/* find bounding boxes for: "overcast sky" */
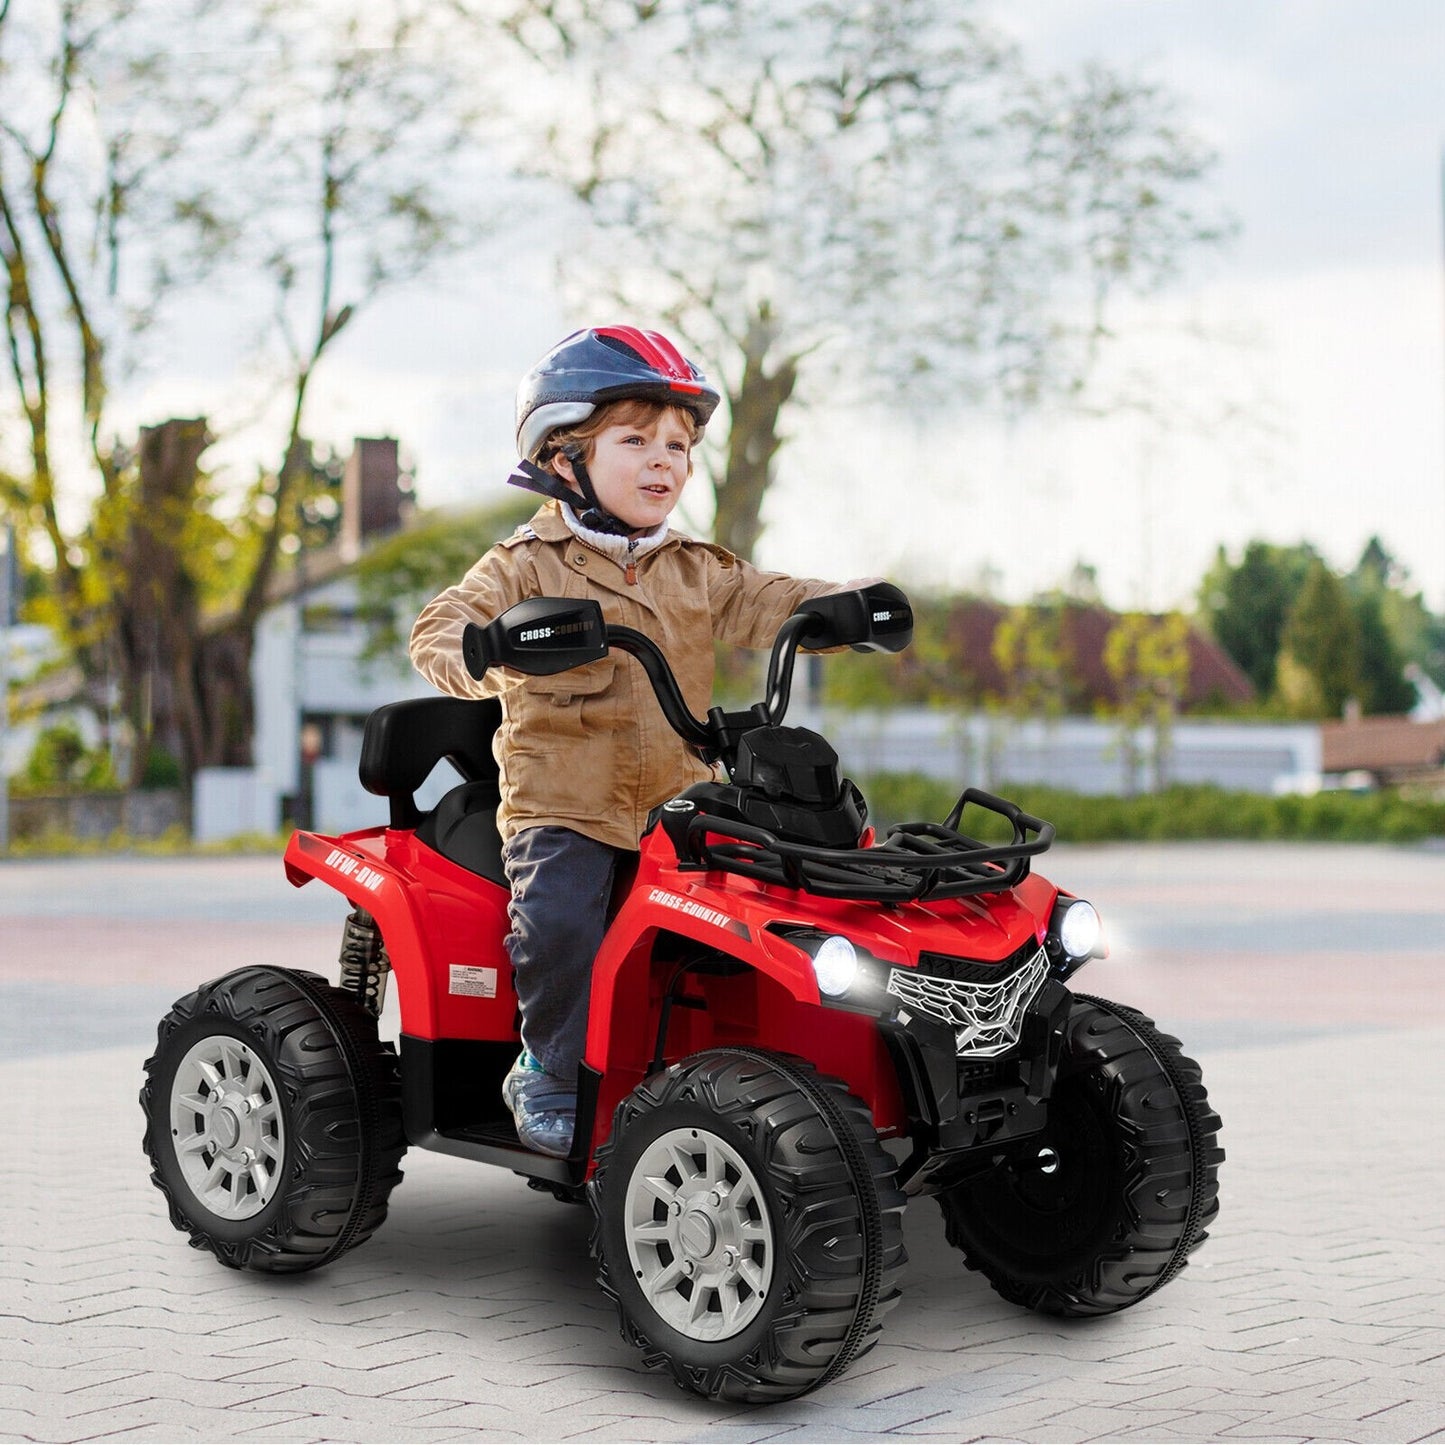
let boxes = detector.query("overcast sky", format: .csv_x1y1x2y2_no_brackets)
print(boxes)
982,0,1445,610
129,1,1445,613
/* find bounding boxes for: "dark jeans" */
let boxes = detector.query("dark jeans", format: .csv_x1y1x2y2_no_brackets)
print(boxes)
501,825,633,1083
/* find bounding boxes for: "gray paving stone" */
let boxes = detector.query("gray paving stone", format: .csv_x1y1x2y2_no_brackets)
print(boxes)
6,847,1445,1440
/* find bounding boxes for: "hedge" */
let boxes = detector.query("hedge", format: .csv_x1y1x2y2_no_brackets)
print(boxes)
858,774,1445,844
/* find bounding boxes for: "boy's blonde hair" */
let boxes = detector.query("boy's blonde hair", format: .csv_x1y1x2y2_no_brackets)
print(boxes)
538,398,703,477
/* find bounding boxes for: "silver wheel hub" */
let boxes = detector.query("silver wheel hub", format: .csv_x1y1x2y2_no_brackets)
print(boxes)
169,1035,286,1220
623,1127,775,1341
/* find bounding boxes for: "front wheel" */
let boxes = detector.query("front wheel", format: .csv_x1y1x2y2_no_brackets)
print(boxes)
591,1048,906,1403
938,994,1223,1316
140,966,406,1273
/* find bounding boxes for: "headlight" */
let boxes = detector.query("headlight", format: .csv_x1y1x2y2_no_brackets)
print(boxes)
811,934,859,998
1055,898,1102,961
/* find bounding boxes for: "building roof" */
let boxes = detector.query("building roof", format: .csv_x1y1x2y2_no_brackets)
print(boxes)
938,600,1255,711
1320,716,1445,775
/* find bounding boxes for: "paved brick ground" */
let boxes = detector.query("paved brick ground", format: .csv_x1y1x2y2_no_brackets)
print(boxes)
3,845,1444,1442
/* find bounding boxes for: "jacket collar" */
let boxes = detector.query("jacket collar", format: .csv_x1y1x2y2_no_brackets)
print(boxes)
529,501,687,551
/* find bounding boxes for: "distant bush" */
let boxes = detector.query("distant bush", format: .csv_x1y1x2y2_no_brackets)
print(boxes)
13,724,117,794
2,826,290,858
138,747,182,790
859,774,1445,844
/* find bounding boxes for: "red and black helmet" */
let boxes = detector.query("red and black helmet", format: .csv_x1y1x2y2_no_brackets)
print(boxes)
515,325,721,461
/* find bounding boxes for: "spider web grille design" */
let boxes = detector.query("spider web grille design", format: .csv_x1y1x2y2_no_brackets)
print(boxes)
887,946,1049,1058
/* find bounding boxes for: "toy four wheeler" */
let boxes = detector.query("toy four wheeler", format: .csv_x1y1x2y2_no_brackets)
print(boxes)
141,583,1223,1403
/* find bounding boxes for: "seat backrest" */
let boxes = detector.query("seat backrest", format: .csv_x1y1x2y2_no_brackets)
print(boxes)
358,696,503,829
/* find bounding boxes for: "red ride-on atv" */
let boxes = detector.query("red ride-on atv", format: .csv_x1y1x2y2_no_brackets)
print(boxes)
141,583,1223,1403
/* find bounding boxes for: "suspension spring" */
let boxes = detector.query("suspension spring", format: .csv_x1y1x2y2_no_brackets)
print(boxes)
338,907,390,1017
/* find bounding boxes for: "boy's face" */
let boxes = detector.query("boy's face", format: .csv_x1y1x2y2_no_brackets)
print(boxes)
555,408,692,533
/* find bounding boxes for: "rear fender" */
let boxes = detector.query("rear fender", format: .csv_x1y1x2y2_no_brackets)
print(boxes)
286,828,516,1042
284,829,440,1036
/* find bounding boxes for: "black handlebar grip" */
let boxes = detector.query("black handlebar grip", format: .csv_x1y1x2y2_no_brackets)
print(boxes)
462,622,489,680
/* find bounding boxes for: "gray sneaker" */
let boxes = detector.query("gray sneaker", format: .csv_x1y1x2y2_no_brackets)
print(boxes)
502,1053,577,1157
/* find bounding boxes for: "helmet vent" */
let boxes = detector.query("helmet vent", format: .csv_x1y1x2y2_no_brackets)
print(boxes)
596,332,641,359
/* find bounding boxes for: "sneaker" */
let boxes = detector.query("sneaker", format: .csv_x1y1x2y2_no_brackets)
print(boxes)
502,1052,577,1158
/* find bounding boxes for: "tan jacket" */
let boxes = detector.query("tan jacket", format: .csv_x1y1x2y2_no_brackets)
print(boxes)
408,503,837,850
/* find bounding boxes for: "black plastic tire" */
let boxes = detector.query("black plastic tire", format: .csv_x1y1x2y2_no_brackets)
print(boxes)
140,966,406,1273
937,993,1223,1316
591,1047,907,1403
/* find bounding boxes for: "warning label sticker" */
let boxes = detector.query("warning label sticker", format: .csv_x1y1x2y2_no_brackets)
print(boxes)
448,965,498,998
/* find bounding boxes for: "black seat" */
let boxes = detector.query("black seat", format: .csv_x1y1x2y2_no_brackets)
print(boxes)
415,778,505,884
359,697,507,884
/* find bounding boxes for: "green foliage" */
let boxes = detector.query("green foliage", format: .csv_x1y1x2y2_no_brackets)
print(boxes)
1278,561,1360,716
820,595,962,708
1202,535,1440,717
1351,589,1414,714
859,773,1445,843
1,825,295,858
1198,540,1318,695
991,601,1079,718
1346,537,1424,713
138,747,182,791
1102,610,1192,793
354,498,537,661
14,725,118,794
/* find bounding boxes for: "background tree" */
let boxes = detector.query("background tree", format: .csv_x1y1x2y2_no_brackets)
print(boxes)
1102,609,1191,792
1276,561,1361,718
181,2,485,798
502,0,1229,559
354,496,536,665
1,0,492,795
1346,536,1426,713
990,601,1078,720
0,0,233,739
1202,534,1439,716
1197,539,1318,697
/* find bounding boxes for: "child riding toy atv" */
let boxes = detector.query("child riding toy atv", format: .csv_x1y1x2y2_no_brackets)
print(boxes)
140,582,1223,1403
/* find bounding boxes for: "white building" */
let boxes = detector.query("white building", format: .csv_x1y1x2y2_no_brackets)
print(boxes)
195,438,442,842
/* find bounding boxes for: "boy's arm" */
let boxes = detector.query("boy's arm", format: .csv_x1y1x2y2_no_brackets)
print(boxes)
409,548,528,698
705,547,845,650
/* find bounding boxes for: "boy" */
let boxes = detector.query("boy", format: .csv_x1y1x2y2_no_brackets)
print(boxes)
409,326,847,1155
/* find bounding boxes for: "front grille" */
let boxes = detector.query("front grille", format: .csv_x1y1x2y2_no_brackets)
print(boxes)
887,946,1048,1058
917,938,1041,984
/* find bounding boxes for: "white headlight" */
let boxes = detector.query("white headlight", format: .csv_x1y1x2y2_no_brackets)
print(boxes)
1058,900,1101,960
812,935,858,998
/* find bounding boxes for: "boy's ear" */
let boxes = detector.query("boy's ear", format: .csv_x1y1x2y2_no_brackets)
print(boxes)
552,443,583,484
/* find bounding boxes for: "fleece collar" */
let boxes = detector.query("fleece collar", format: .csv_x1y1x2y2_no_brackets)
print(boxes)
559,503,670,565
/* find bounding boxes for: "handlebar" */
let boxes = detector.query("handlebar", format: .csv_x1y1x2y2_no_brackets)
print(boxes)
463,581,913,775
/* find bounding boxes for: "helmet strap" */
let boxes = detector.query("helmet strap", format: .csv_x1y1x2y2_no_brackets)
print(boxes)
504,453,634,536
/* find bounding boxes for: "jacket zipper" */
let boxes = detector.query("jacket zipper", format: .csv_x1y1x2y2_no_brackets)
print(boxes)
574,532,644,585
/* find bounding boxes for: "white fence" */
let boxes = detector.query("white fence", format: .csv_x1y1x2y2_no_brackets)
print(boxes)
790,709,1321,797
194,712,1323,843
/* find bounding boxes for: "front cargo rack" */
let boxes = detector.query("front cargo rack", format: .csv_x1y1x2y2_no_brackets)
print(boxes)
671,788,1055,902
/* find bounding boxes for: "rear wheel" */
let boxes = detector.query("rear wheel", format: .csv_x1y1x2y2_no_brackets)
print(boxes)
141,966,406,1273
591,1047,906,1402
938,994,1222,1315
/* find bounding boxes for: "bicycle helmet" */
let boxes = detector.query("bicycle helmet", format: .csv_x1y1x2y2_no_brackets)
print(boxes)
515,325,721,463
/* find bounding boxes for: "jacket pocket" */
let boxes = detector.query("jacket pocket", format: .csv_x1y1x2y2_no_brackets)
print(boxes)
519,657,617,740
